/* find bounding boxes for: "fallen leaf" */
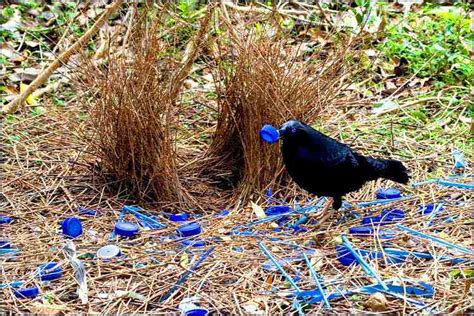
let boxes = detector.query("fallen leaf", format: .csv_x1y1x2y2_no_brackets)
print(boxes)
180,252,189,268
20,82,37,105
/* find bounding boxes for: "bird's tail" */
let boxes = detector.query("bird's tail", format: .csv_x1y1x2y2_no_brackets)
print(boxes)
366,157,410,184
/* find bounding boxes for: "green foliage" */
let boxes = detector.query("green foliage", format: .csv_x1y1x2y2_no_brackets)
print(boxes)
379,5,473,86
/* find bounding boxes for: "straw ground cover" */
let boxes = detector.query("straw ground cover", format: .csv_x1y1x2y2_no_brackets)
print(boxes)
1,1,473,314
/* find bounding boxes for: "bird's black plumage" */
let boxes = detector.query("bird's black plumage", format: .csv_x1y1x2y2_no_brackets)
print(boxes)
279,120,409,209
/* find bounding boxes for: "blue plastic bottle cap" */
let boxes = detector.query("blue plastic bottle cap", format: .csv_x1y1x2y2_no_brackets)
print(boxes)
185,308,209,316
114,221,139,237
265,205,291,216
0,216,13,224
14,287,39,299
38,262,62,281
77,206,98,216
181,239,206,247
169,213,190,222
336,245,356,266
97,244,122,259
177,222,202,237
260,124,280,144
61,217,83,238
376,188,401,199
0,240,11,249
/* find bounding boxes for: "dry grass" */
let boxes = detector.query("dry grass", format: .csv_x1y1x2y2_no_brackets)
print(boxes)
202,27,356,200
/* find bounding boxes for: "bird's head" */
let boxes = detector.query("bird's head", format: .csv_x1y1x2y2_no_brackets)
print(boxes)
279,120,305,139
260,119,306,144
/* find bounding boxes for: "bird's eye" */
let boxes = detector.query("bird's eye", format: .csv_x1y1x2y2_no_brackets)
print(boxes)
291,127,297,134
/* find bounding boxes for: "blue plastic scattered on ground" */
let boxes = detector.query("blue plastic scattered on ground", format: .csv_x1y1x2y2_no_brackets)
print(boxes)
356,196,412,208
396,224,474,256
341,235,388,290
376,187,402,199
0,240,11,249
419,203,444,215
0,215,13,224
114,221,139,237
185,308,209,316
215,209,230,217
177,222,202,237
302,252,331,309
261,249,316,272
349,226,396,239
181,239,206,248
0,280,25,289
38,262,62,281
452,149,465,169
260,124,280,144
160,247,215,303
77,206,98,216
14,287,39,299
123,206,166,229
361,209,405,225
61,217,83,238
169,213,190,222
0,248,20,256
97,245,122,259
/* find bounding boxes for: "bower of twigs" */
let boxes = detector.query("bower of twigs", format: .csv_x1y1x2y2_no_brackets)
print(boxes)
202,23,357,201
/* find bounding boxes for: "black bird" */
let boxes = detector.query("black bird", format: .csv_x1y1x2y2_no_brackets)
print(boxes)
262,120,409,210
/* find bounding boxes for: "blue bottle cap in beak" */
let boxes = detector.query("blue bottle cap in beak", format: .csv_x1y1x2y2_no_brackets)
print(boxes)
260,124,280,144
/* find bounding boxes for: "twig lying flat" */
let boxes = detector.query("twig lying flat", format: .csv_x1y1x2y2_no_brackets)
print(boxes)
0,0,123,116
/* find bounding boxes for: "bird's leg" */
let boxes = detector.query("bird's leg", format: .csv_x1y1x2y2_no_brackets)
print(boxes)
315,198,334,225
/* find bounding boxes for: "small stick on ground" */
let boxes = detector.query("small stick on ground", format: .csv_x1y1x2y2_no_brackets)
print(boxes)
0,0,123,116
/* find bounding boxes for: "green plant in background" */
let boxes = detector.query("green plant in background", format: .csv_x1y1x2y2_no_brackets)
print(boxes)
379,4,473,86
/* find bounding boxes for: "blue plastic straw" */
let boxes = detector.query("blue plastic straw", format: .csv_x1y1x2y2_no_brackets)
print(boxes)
123,205,166,229
0,280,24,289
396,224,474,256
341,235,388,290
258,243,301,292
437,179,473,189
302,252,331,309
160,247,214,303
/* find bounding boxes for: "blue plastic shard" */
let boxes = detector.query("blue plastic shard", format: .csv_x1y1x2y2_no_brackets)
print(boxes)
123,205,166,229
341,235,388,290
452,149,465,169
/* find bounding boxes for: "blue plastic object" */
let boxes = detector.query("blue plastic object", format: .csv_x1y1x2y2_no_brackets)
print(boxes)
14,287,39,299
169,213,190,222
376,188,402,199
260,124,280,144
341,235,388,290
114,221,139,237
349,226,395,239
0,240,11,249
97,244,122,259
181,240,206,247
77,207,98,216
38,263,62,281
61,217,83,238
452,149,465,169
0,216,13,224
177,222,202,237
361,209,405,225
265,205,291,216
419,204,444,215
185,308,209,316
216,209,230,217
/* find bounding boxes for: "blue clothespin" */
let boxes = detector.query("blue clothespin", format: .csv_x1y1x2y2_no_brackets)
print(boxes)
396,224,474,256
341,235,388,290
